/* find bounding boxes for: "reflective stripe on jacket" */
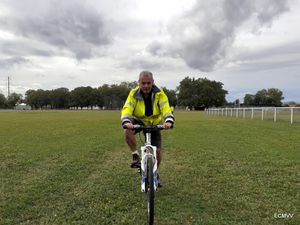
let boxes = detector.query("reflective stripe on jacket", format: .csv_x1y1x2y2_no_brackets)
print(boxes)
121,85,174,126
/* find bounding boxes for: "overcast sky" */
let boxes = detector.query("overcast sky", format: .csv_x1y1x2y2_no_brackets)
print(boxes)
0,0,299,102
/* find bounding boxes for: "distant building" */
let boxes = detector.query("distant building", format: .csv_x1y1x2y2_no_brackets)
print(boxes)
15,103,32,110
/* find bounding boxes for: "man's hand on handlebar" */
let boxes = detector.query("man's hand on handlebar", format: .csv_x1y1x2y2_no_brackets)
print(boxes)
163,122,173,129
123,122,134,129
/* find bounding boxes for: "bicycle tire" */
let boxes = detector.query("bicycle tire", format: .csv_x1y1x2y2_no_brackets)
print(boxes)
147,156,154,225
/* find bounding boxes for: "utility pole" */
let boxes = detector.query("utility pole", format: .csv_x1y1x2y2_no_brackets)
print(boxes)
8,76,10,97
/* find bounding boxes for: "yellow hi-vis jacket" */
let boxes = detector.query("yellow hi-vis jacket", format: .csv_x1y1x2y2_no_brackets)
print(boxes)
121,85,175,126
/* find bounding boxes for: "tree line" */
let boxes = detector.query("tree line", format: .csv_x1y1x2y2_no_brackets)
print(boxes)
0,77,286,110
243,88,284,107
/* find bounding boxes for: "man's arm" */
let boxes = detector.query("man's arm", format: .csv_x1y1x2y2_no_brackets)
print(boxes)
121,91,136,127
159,89,175,128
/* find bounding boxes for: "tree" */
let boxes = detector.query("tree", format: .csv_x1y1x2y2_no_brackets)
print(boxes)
98,83,131,109
43,90,52,109
25,89,50,109
94,88,104,108
120,81,138,90
177,77,228,109
50,88,70,109
177,77,194,107
70,86,96,109
0,93,6,107
198,78,228,108
162,87,177,107
110,84,129,109
254,88,284,107
243,94,255,106
25,90,36,108
267,88,284,106
35,89,50,109
6,92,23,107
254,89,268,106
25,89,38,109
98,84,111,109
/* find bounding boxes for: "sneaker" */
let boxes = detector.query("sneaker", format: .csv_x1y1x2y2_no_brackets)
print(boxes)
130,153,141,168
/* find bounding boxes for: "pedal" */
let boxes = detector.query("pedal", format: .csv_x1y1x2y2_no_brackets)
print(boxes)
130,162,141,169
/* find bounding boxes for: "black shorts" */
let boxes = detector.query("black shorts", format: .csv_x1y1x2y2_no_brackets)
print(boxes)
132,119,162,149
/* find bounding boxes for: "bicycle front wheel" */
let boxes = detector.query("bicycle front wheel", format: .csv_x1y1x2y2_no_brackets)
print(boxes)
147,156,154,225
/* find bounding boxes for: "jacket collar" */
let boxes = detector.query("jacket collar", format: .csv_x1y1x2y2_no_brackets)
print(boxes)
133,85,160,100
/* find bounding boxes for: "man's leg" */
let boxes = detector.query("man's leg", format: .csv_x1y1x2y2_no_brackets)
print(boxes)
124,129,136,152
156,148,163,187
151,130,162,168
151,131,163,187
124,129,140,168
156,148,162,168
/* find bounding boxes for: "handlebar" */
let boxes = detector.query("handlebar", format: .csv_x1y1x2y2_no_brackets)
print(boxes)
123,124,173,131
134,124,165,130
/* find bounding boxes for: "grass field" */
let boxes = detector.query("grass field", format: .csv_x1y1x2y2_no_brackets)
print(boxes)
0,110,299,225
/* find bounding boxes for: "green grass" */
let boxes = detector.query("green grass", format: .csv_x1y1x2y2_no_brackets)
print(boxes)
0,110,299,225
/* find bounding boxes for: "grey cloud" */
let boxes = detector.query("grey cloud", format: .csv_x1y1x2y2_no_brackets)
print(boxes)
1,0,111,60
256,0,289,24
32,49,54,57
147,41,166,57
232,56,300,73
0,57,30,69
0,40,55,57
122,56,165,71
148,0,290,72
229,40,300,72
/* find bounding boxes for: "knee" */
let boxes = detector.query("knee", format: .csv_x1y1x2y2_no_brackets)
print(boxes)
124,129,134,139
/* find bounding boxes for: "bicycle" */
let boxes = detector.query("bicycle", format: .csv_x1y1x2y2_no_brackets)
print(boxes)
127,124,168,225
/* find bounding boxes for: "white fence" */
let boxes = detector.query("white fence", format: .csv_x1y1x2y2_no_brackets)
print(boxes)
205,107,300,124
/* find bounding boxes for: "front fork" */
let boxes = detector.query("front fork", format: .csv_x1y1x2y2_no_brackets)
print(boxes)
141,145,158,192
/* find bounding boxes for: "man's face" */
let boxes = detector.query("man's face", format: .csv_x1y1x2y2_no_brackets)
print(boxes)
139,76,154,94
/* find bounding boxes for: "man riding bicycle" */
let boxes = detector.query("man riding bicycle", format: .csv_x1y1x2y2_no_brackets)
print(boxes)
121,71,175,186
